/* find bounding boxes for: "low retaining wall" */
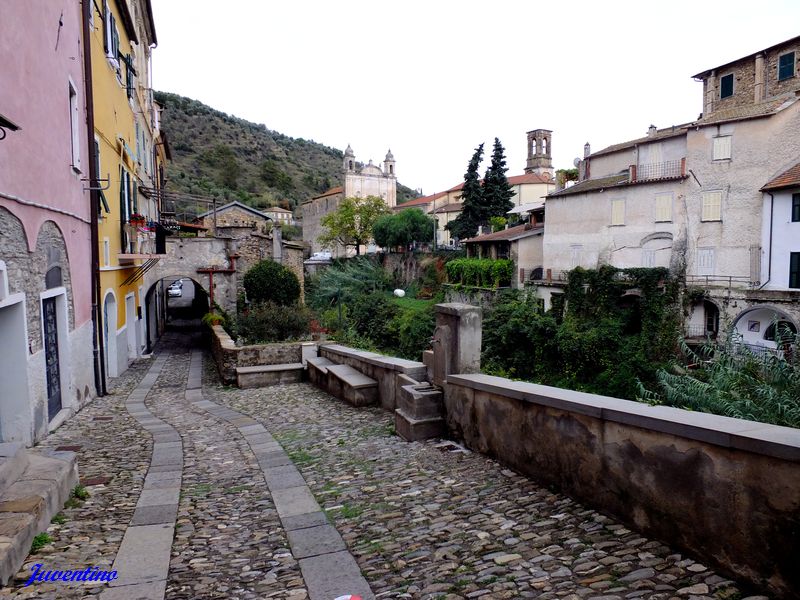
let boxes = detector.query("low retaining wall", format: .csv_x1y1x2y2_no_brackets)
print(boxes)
209,325,302,385
318,344,427,410
445,373,800,598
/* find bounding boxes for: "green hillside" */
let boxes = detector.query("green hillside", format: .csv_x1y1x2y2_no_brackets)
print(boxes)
154,92,417,216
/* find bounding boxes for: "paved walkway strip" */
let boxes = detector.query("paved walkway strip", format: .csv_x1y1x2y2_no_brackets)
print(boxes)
190,362,374,600
99,352,184,600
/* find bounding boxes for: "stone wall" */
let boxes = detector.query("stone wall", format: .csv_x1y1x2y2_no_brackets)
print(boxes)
209,325,302,385
318,344,427,410
443,373,800,598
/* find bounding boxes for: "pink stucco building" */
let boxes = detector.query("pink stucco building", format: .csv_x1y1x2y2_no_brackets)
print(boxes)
0,0,96,444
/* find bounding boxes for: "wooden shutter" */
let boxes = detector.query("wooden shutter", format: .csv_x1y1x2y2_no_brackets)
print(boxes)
702,191,722,221
111,14,119,59
655,194,672,222
712,136,731,160
611,199,625,225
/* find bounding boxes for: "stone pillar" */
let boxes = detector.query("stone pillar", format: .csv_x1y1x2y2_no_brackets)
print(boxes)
754,53,765,103
272,223,283,264
432,303,482,387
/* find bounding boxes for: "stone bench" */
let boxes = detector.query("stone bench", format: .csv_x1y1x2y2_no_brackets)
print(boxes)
236,363,304,389
306,356,334,390
326,364,378,407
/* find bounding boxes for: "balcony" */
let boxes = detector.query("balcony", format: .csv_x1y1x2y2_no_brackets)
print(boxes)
629,159,686,183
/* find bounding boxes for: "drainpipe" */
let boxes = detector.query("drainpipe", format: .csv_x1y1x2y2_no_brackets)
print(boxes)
758,192,774,289
82,0,107,396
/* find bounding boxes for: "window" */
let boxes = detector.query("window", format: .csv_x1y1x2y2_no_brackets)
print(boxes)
791,252,800,288
701,191,722,221
104,1,119,60
697,248,715,276
720,73,734,99
611,199,625,226
642,249,656,268
792,193,800,222
68,81,81,172
655,193,672,222
778,52,795,81
712,136,732,160
570,245,583,268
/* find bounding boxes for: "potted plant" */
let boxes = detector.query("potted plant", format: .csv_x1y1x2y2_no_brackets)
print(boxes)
129,213,145,227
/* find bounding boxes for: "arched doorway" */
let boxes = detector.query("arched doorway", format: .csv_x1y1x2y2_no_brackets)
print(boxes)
686,299,719,339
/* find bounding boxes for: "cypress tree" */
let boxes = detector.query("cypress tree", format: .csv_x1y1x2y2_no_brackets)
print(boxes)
483,138,514,220
446,143,485,240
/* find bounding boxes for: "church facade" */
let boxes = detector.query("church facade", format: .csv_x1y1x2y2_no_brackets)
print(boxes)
303,145,397,255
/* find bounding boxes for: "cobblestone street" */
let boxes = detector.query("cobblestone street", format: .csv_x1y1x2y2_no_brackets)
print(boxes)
0,332,763,600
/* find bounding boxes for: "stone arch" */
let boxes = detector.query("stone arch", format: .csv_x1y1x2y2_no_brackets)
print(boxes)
732,304,799,350
0,206,31,297
34,220,74,333
686,296,721,338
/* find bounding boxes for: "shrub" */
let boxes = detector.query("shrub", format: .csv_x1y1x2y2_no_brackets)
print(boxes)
390,303,435,360
237,302,310,343
307,257,391,311
243,260,300,306
445,258,513,288
349,292,398,342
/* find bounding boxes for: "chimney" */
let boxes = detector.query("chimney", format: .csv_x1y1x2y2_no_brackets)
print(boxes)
647,124,657,137
583,142,591,158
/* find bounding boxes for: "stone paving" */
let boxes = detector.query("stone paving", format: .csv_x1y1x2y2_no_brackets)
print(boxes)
0,330,769,600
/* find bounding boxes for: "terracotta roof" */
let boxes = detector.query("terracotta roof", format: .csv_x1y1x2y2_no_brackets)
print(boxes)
433,202,463,214
196,200,270,220
395,191,447,209
761,161,800,191
446,172,554,192
548,174,630,198
264,206,292,214
697,97,796,126
462,224,544,243
305,186,343,203
589,126,689,158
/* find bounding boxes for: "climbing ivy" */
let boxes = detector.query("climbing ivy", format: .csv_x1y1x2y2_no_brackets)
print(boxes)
482,266,683,400
445,258,514,288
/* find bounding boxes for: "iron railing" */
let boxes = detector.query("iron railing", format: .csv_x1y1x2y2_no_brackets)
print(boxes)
630,159,685,182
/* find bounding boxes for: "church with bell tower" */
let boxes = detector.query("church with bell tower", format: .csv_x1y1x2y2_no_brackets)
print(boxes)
342,144,397,208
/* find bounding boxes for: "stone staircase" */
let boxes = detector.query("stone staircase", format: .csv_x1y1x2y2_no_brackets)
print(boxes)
0,442,78,585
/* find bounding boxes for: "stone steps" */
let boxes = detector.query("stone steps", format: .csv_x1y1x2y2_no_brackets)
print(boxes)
306,356,333,390
236,363,305,388
0,446,78,585
325,364,378,407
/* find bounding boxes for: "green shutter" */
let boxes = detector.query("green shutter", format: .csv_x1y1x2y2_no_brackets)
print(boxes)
111,14,119,59
790,253,800,289
102,1,109,54
779,52,795,81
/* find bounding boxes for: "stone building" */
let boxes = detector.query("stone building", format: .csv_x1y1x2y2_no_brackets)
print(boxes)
302,145,397,255
539,35,800,353
197,201,305,300
0,0,95,444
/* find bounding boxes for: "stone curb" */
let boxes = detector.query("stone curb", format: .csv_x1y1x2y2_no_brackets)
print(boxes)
99,351,191,600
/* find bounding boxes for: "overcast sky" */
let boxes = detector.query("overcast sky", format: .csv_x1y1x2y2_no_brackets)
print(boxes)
151,1,800,196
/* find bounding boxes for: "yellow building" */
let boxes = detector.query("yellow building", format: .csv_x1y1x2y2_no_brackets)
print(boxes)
89,0,162,378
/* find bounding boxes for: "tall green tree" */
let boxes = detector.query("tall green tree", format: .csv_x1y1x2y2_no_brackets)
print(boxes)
319,195,389,255
446,143,485,241
373,209,434,251
483,138,514,219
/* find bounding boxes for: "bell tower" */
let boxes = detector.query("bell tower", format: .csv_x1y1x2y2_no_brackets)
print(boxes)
343,144,355,173
524,129,553,178
383,149,396,177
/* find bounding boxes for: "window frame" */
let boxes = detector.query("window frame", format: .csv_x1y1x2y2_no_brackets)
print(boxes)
701,191,723,222
720,73,734,99
68,80,81,173
790,252,800,289
712,135,732,161
610,198,625,226
697,247,715,276
791,193,800,222
654,192,673,223
778,51,795,81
